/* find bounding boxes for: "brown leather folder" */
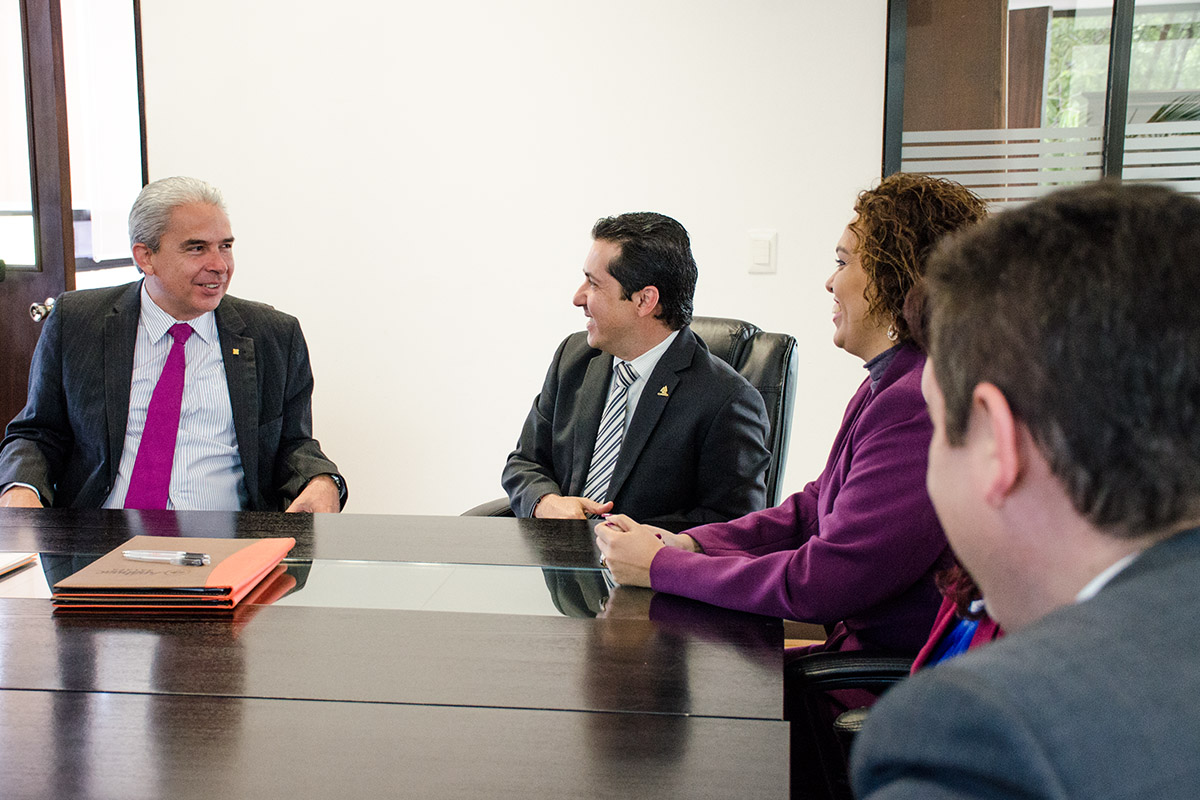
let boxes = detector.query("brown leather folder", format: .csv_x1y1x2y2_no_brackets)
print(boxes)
52,535,295,612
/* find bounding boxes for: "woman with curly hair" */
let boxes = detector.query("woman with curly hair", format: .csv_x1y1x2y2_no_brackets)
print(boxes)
596,173,987,656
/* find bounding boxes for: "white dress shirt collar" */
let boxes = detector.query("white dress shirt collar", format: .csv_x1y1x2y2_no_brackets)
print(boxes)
139,283,218,345
1076,551,1140,603
617,330,680,427
622,329,679,380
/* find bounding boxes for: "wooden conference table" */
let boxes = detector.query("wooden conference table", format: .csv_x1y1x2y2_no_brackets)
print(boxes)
0,509,788,799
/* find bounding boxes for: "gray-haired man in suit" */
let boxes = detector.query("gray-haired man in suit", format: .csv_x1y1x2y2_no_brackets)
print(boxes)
851,181,1200,799
0,176,345,512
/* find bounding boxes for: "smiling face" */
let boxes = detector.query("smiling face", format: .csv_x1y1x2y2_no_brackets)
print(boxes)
133,202,235,321
825,223,894,362
573,239,643,360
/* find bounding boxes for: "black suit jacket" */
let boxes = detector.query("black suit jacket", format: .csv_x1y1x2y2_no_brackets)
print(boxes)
502,327,770,524
0,281,344,510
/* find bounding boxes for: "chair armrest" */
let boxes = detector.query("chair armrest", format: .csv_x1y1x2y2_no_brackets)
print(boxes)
785,651,914,693
786,651,915,800
461,497,516,517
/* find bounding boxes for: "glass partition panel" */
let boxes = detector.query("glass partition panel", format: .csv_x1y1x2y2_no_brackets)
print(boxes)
61,0,143,276
1122,1,1200,196
0,0,36,270
899,0,1113,209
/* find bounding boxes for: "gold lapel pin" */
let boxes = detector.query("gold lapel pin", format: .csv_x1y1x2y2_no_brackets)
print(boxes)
657,385,669,397
232,348,240,356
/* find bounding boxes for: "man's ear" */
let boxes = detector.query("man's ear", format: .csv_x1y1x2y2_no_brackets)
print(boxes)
971,382,1022,507
633,285,661,319
132,243,155,275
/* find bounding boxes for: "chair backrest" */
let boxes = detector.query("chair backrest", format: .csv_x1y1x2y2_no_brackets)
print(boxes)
689,316,798,507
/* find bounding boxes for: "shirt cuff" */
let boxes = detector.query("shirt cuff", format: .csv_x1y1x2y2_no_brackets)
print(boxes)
1,483,43,504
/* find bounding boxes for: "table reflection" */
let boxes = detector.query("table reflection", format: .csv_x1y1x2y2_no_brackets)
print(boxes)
0,551,616,619
543,566,612,617
273,560,611,617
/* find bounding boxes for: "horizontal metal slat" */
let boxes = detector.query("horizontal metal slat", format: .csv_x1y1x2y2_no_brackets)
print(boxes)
903,139,1101,158
902,154,1102,172
902,125,1101,143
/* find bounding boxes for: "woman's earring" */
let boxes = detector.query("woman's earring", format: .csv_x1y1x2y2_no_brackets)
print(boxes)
887,324,898,342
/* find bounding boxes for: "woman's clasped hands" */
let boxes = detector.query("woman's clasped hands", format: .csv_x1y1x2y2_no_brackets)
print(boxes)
595,514,700,587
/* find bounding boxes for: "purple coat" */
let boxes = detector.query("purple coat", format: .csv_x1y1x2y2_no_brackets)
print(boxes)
650,344,950,654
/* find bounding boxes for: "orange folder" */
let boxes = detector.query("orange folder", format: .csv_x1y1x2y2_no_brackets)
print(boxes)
52,535,296,612
0,552,37,580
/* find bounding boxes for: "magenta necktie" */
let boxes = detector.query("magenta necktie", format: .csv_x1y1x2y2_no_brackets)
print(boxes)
124,323,193,510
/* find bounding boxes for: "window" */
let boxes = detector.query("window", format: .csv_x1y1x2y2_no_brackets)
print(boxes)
1,0,37,269
2,0,145,280
61,0,145,275
886,0,1200,208
1121,5,1200,193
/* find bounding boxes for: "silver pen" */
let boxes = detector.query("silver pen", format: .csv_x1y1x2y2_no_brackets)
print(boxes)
122,550,211,567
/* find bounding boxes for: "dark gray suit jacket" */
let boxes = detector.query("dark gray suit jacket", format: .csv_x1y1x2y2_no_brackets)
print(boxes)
0,281,344,511
502,327,770,524
851,525,1200,800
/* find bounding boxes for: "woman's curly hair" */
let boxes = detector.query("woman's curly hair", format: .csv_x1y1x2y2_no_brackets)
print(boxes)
849,173,987,346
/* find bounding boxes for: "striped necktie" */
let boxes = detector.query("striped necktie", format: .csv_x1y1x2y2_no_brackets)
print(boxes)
125,323,193,510
582,360,638,504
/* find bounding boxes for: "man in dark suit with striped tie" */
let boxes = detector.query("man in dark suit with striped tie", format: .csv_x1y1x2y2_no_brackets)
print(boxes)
502,212,770,525
0,176,346,512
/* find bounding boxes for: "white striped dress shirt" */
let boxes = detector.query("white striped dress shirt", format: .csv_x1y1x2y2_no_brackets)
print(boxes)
103,286,247,510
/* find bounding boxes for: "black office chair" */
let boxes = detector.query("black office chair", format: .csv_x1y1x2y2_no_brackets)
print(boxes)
785,651,914,800
462,316,799,516
689,316,797,507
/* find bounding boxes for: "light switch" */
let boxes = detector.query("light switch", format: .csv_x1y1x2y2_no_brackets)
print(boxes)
749,230,777,274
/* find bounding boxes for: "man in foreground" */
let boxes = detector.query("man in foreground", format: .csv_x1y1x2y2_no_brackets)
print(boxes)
0,176,345,512
851,181,1200,798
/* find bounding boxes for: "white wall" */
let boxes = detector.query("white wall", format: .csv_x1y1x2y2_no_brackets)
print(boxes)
139,1,889,515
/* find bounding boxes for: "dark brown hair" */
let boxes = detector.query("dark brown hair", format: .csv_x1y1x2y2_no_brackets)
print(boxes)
935,563,986,620
928,181,1200,535
592,212,697,330
850,173,987,345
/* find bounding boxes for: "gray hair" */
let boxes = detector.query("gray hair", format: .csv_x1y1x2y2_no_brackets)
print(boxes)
128,176,226,252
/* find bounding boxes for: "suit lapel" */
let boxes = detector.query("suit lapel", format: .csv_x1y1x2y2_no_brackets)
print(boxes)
216,301,259,504
103,282,142,486
569,351,613,496
606,330,692,502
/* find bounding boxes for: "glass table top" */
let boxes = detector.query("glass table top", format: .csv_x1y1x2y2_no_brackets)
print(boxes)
0,552,617,618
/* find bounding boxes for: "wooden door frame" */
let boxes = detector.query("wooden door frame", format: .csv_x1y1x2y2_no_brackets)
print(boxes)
23,0,74,283
1,0,74,426
1,0,148,427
